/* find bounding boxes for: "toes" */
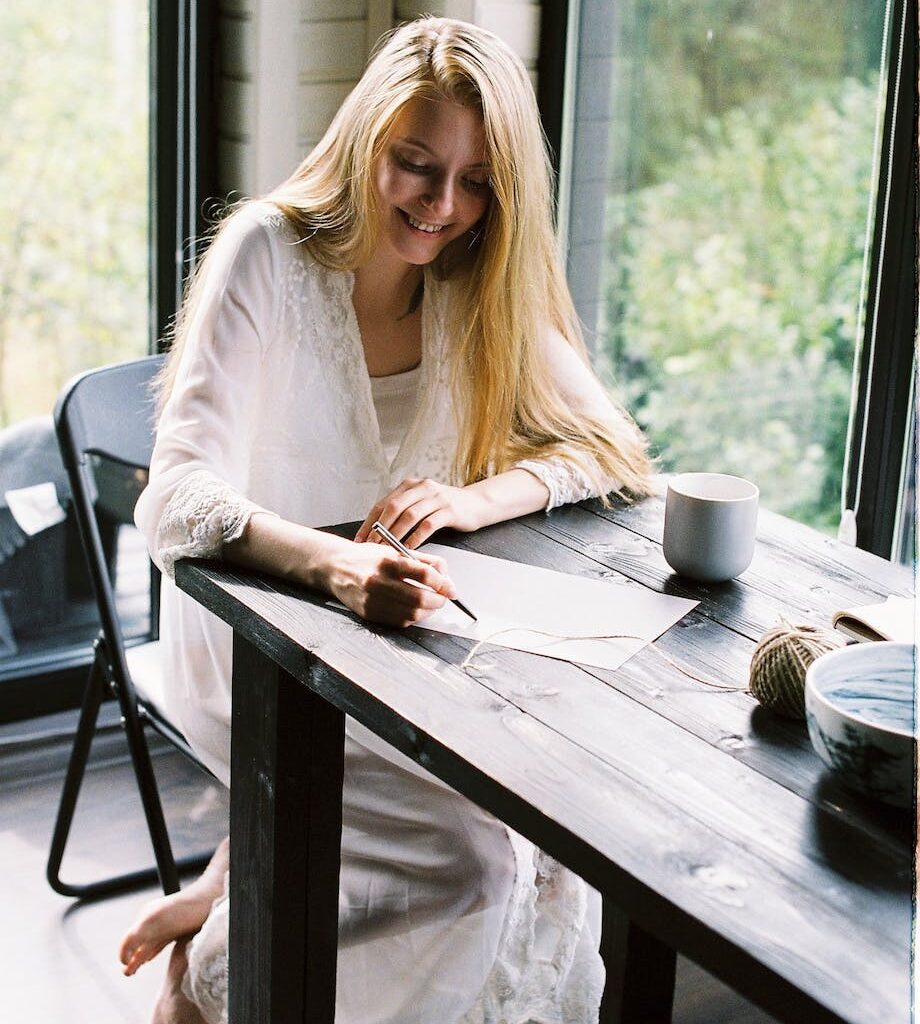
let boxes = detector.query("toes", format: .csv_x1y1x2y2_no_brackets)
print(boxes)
119,935,137,966
125,938,172,976
124,945,147,976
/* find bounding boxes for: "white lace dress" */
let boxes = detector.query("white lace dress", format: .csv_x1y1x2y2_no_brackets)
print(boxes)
135,202,624,1024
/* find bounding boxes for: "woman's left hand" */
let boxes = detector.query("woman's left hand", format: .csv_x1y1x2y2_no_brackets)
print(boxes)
355,478,486,548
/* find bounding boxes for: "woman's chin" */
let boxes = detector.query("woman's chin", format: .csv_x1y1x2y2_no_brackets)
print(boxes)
390,237,449,267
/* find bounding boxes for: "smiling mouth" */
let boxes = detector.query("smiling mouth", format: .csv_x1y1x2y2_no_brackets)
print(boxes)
401,210,447,234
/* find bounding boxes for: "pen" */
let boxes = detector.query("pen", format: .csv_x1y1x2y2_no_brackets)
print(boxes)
371,520,478,622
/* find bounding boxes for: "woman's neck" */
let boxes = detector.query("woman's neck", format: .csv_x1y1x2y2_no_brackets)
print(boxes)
352,248,424,322
350,246,425,377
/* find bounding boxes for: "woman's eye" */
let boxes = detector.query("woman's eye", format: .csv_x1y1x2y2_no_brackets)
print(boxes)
463,177,490,193
395,154,430,174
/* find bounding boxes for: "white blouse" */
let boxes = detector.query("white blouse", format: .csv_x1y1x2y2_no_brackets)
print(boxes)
135,201,624,776
369,363,422,465
134,201,622,1024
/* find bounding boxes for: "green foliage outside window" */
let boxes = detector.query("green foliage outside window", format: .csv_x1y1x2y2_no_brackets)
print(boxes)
0,0,148,428
599,1,886,532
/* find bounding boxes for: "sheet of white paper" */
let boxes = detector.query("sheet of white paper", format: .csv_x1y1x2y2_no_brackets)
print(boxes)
5,482,66,536
415,544,698,672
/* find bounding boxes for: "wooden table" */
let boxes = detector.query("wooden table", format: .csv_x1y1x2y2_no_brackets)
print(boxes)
175,493,914,1024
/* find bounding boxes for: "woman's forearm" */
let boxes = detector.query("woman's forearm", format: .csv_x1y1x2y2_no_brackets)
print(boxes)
466,468,550,530
223,511,347,591
222,510,457,627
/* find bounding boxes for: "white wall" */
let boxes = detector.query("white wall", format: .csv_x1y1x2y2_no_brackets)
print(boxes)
218,0,542,197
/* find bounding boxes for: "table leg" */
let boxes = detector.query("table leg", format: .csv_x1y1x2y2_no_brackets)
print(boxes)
599,899,677,1024
229,633,345,1024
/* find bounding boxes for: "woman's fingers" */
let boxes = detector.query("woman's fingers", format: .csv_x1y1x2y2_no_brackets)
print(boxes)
414,551,450,575
332,543,457,627
354,479,423,542
385,554,455,598
363,554,457,625
355,479,446,543
401,508,450,548
356,478,480,548
387,498,443,545
344,483,462,625
376,487,432,537
354,502,385,544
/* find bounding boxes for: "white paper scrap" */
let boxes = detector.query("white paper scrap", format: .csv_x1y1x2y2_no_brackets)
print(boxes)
415,544,698,672
5,482,66,536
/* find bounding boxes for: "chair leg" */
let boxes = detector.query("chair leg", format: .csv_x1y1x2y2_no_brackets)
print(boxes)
117,659,183,895
46,639,212,901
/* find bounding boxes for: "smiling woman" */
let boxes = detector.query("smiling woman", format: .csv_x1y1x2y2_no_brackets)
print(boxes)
354,97,492,378
122,15,655,1024
377,100,490,255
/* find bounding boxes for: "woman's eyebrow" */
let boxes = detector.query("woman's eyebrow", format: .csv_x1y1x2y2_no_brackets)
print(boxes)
398,136,435,154
396,136,490,170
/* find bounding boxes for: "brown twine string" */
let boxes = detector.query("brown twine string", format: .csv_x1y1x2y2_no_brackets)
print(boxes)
459,627,747,691
390,618,844,708
747,618,846,718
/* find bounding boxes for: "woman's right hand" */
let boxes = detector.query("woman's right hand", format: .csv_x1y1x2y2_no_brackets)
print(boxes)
323,540,457,627
225,515,456,627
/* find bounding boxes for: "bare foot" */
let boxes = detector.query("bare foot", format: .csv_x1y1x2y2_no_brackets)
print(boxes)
150,940,207,1024
120,837,229,977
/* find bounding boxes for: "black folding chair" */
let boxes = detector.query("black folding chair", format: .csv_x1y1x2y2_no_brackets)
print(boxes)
46,355,213,900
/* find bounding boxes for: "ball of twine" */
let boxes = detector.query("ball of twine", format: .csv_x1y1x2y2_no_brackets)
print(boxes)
748,622,847,719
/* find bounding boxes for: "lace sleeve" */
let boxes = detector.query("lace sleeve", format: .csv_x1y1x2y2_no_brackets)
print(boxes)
134,207,283,575
513,458,609,510
155,469,275,578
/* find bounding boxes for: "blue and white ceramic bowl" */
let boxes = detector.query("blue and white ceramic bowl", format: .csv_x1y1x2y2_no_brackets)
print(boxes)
805,642,917,808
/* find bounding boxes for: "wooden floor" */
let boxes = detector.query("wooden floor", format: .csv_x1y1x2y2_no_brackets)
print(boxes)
0,707,780,1024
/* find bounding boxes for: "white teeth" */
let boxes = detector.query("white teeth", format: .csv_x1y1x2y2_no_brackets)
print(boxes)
407,215,444,233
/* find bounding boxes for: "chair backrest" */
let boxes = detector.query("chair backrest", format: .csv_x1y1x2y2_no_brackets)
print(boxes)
54,355,165,681
55,356,164,475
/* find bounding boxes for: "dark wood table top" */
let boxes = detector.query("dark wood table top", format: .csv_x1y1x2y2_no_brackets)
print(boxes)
176,492,914,1024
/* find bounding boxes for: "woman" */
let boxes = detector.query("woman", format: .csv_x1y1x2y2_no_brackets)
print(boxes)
121,16,652,1024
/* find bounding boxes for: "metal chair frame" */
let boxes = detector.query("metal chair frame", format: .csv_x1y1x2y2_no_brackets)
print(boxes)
46,355,212,900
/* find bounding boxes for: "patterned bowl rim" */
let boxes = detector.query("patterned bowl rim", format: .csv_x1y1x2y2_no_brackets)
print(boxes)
804,641,917,741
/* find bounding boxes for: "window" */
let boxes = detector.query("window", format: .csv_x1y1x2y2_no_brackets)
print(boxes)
0,1,149,692
560,0,910,547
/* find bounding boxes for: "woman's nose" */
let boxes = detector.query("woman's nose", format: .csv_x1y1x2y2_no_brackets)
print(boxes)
422,174,456,218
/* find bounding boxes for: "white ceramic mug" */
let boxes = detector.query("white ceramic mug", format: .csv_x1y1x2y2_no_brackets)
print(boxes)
662,473,759,583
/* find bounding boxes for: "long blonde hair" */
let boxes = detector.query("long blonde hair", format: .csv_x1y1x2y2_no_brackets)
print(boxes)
163,17,652,497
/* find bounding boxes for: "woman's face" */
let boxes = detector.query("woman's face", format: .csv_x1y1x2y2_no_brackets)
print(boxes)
373,96,491,268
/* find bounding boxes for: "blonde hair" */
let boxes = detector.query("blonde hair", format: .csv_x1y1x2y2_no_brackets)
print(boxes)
162,17,652,497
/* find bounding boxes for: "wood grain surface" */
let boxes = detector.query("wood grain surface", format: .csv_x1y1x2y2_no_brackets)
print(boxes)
176,496,913,1024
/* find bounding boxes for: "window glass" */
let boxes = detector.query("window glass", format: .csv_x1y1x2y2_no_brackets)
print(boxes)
574,0,887,533
0,0,149,675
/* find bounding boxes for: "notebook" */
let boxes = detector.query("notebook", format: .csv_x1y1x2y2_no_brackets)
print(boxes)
832,595,915,643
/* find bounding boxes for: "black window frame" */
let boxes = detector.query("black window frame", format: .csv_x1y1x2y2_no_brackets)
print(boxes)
843,0,917,559
151,0,220,354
